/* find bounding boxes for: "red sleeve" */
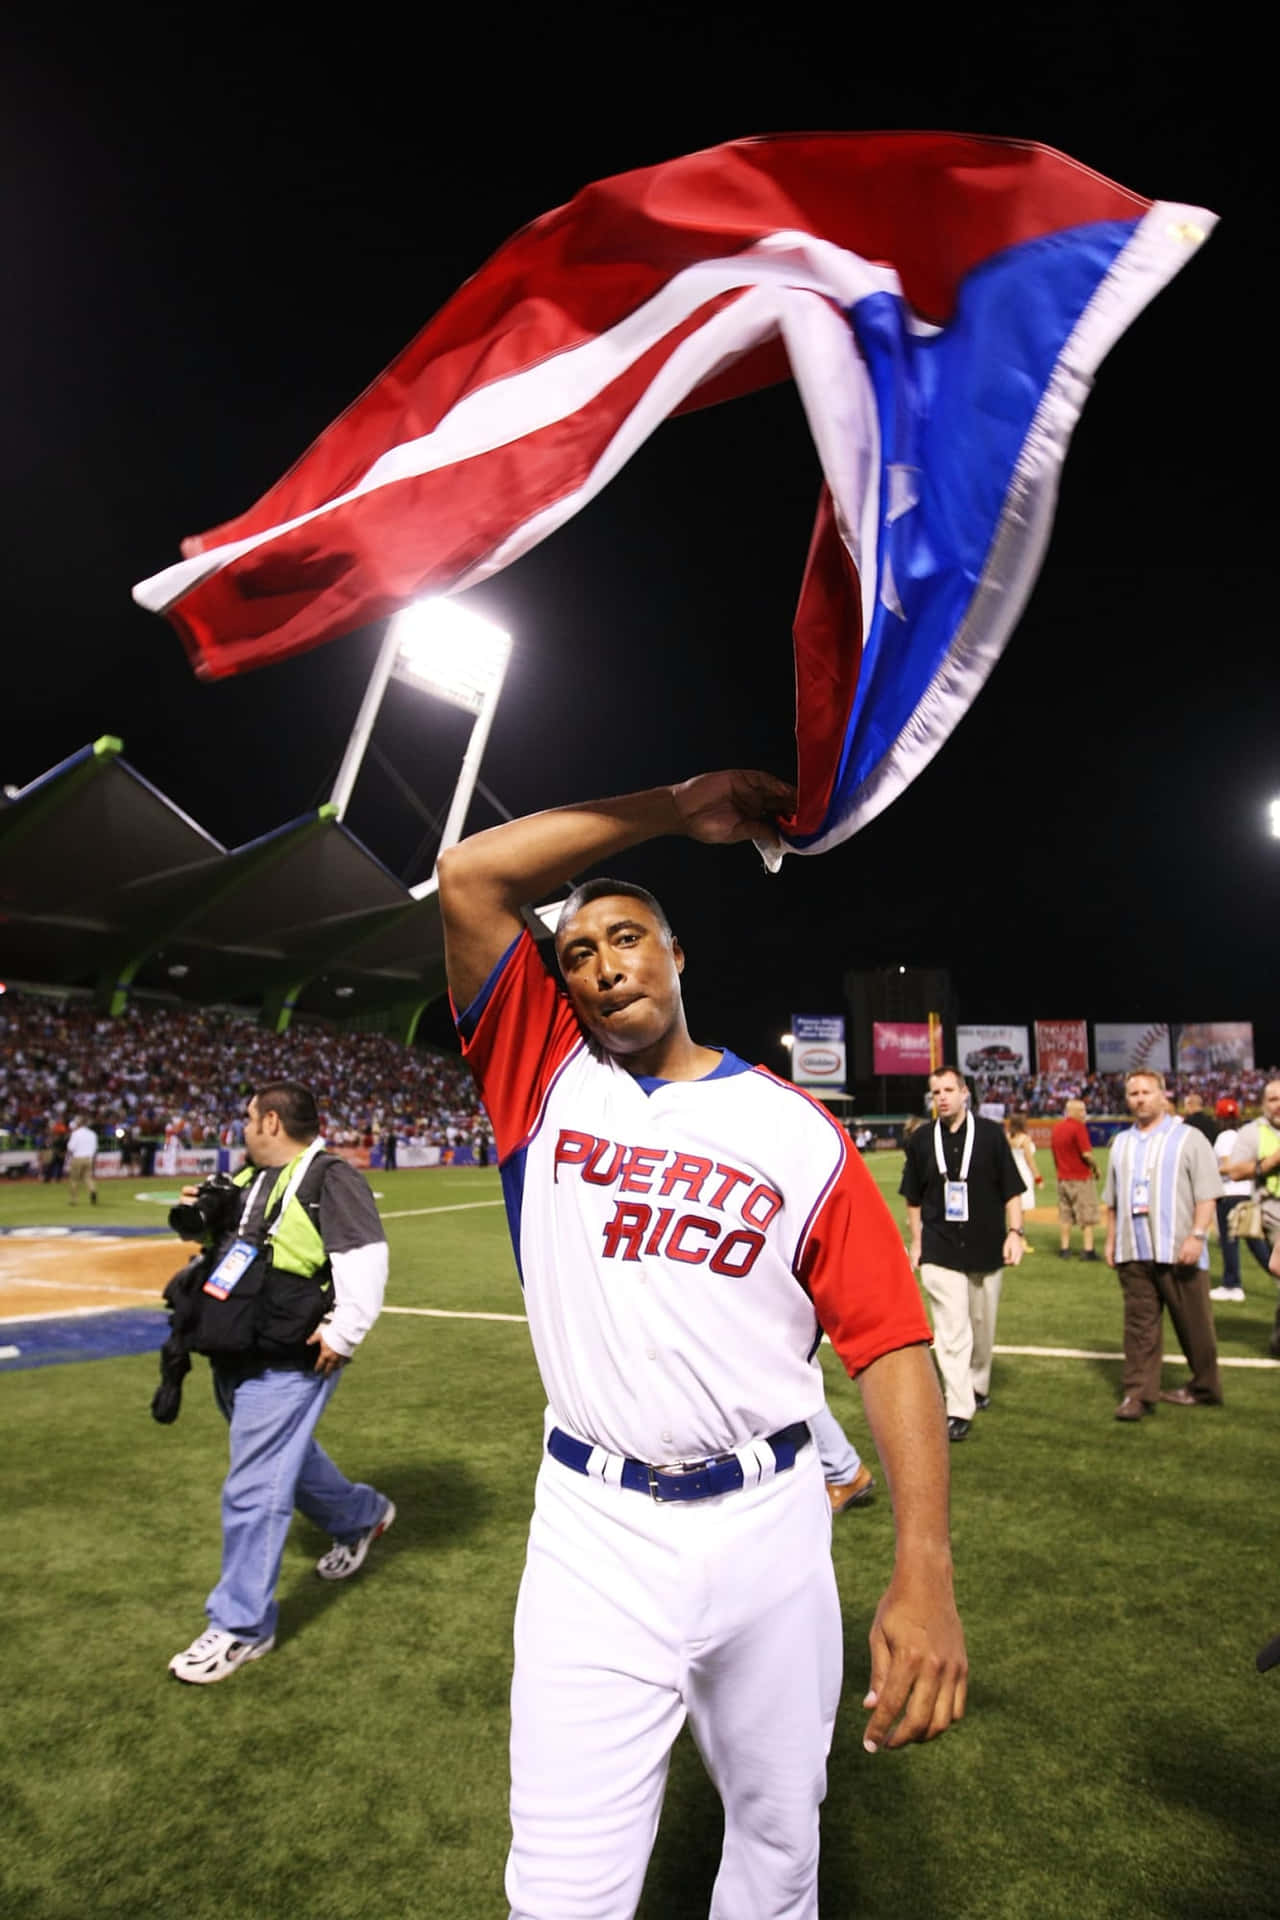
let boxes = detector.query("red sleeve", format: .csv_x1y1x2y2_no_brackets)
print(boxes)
1074,1120,1094,1155
453,930,584,1161
796,1144,932,1377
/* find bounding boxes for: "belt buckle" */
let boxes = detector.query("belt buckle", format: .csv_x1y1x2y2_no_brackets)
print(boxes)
646,1464,668,1503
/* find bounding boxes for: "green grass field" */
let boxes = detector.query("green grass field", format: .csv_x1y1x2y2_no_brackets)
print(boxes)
3,1158,1279,1919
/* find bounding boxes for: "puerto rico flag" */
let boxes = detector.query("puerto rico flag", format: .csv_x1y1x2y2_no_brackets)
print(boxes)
132,132,1214,857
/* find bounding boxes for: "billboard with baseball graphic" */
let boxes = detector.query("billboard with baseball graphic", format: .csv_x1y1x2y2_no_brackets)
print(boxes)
1094,1023,1172,1073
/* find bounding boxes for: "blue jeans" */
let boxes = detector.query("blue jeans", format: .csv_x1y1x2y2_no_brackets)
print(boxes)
206,1367,385,1640
808,1402,862,1481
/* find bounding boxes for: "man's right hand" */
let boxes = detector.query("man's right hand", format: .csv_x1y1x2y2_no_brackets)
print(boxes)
671,770,797,849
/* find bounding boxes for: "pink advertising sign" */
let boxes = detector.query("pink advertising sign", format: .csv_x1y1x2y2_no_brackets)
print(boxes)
873,1021,933,1076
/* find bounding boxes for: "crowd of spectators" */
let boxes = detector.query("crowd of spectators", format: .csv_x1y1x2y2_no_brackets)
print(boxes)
968,1068,1279,1118
4,990,1275,1173
0,989,489,1163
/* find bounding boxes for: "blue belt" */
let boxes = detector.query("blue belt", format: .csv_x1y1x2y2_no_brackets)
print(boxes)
546,1422,811,1503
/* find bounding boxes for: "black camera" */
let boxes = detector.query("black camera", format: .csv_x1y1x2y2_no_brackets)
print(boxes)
168,1171,243,1243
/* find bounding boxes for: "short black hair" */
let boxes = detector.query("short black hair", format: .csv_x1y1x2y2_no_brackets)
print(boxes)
251,1081,320,1141
555,877,673,942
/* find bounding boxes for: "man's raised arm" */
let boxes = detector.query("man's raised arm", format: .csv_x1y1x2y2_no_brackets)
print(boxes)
435,770,795,1012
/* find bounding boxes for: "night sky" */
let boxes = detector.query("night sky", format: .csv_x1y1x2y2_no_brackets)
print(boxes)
3,9,1271,1072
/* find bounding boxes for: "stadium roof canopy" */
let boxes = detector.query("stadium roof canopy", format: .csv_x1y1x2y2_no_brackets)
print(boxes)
0,738,450,1034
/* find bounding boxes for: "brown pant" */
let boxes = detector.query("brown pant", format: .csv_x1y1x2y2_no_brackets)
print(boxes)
1117,1261,1223,1405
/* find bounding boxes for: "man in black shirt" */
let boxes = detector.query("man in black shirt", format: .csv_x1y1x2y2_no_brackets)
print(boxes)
900,1066,1026,1440
1180,1092,1218,1146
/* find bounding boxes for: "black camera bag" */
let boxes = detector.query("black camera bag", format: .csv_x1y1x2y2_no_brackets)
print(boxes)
189,1246,273,1355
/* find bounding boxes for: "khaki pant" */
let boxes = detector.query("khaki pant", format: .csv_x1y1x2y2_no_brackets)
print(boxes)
919,1263,1003,1419
66,1156,96,1201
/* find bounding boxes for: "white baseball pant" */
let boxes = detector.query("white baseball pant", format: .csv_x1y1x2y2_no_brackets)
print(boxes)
506,1441,841,1920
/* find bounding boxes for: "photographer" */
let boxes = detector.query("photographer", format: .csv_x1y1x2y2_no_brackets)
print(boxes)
166,1081,394,1686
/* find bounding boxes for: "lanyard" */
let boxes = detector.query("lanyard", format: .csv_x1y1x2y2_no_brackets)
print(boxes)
237,1137,326,1241
934,1112,974,1182
236,1169,270,1235
1131,1117,1168,1187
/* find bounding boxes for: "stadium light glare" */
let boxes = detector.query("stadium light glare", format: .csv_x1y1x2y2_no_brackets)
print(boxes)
390,599,511,714
1269,797,1280,839
780,1033,795,1050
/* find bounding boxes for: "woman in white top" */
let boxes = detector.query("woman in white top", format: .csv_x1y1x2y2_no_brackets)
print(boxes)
1004,1112,1040,1252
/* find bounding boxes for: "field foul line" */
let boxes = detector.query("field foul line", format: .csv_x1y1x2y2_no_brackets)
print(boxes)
0,1303,165,1326
994,1343,1280,1369
376,1312,1280,1363
383,1304,528,1324
0,1276,161,1299
378,1200,505,1221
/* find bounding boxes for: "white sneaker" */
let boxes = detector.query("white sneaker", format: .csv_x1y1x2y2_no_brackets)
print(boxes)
1210,1286,1247,1303
168,1626,275,1685
315,1498,396,1581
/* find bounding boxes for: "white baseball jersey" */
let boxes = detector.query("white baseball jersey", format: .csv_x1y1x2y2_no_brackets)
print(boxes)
459,932,928,1463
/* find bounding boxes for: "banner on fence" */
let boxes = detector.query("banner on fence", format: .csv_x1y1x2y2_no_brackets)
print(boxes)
1175,1022,1254,1073
1034,1019,1089,1075
957,1025,1030,1079
1094,1023,1171,1074
873,1022,933,1076
792,1014,847,1088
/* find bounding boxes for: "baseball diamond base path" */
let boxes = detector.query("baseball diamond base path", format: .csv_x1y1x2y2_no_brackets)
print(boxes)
0,1233,185,1322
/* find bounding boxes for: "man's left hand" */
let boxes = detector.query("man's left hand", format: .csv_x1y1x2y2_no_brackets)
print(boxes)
1175,1235,1205,1268
1003,1232,1025,1267
306,1330,348,1374
862,1570,968,1752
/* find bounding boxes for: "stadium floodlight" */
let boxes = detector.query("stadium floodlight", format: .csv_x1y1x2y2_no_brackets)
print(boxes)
1269,797,1280,839
390,599,512,717
780,1033,794,1050
329,598,513,885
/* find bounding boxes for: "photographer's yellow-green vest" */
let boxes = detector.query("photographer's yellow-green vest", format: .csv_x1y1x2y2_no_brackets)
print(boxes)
232,1147,331,1282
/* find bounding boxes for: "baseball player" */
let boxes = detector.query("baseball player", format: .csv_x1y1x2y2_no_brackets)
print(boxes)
437,769,966,1920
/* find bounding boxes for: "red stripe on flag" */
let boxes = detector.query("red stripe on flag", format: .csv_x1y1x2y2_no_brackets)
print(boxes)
785,489,864,837
171,288,752,679
181,134,1148,564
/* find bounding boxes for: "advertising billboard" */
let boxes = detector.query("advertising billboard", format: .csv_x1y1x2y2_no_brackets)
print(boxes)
1175,1022,1254,1073
956,1024,1030,1079
872,1021,933,1076
1034,1019,1089,1075
791,1014,846,1088
1094,1023,1172,1074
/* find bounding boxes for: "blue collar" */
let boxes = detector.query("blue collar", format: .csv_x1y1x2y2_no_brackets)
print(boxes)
630,1049,753,1097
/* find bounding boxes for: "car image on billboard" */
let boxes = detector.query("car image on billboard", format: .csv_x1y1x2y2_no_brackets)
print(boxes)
965,1044,1021,1073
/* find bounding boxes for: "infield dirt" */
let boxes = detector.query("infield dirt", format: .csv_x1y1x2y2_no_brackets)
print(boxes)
0,1234,183,1320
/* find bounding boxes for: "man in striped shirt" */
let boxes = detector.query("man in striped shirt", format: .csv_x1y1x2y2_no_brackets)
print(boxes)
1102,1070,1223,1420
